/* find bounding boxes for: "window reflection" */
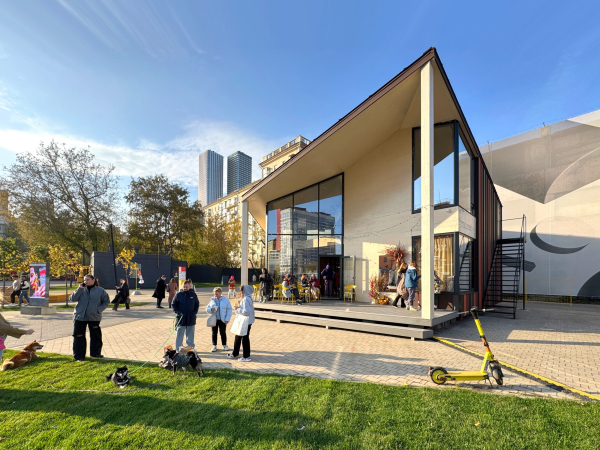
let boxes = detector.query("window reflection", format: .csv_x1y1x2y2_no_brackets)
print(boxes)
319,176,343,234
413,234,455,292
458,135,472,213
413,123,456,210
293,185,319,234
267,195,292,235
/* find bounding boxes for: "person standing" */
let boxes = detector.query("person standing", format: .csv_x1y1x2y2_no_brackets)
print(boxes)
172,280,199,351
152,275,167,309
309,274,320,301
321,265,334,297
404,261,421,311
258,268,272,303
112,278,130,311
227,285,255,362
228,276,236,299
10,275,20,304
187,279,195,292
206,287,231,352
391,263,408,308
18,274,30,306
252,274,257,284
70,274,110,361
167,277,178,309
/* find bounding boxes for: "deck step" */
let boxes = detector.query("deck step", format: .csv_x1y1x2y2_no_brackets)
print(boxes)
255,310,434,339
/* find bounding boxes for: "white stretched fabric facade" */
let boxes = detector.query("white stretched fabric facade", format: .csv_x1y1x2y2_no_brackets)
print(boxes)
480,110,600,298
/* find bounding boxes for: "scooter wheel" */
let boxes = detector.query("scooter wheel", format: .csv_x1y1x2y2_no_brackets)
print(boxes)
492,369,503,385
429,367,448,385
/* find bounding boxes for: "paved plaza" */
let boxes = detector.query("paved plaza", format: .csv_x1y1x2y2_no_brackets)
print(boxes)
2,289,597,401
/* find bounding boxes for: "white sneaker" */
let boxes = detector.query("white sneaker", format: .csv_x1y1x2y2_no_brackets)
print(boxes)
238,357,251,362
226,353,234,359
222,345,230,351
210,345,217,352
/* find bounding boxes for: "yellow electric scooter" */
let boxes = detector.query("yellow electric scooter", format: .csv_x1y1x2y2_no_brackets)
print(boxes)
429,307,504,386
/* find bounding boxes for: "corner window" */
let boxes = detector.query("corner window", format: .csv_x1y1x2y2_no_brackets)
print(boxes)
458,133,473,213
413,234,455,292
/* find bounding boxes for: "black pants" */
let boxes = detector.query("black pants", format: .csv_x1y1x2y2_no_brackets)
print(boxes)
233,324,252,358
10,291,19,303
391,294,406,308
156,297,164,307
212,319,227,346
73,320,102,360
112,296,130,310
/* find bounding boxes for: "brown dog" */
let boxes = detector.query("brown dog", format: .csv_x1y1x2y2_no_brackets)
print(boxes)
1,341,44,371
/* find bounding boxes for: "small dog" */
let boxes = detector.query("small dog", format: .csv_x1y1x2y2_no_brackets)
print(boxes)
1,341,44,371
160,345,203,377
105,366,130,388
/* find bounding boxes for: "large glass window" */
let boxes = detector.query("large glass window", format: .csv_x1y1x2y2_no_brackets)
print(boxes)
266,174,343,289
267,195,292,235
413,122,457,211
319,176,343,234
293,185,319,234
458,134,473,213
413,234,455,292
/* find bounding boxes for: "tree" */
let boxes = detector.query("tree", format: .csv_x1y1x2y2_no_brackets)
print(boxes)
125,175,204,257
0,237,23,308
2,141,120,261
196,215,241,267
48,245,78,305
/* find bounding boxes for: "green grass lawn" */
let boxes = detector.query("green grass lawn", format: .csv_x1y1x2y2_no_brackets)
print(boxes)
0,351,598,449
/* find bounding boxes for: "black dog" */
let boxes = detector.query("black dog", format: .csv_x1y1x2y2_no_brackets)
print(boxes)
106,366,130,388
160,346,203,377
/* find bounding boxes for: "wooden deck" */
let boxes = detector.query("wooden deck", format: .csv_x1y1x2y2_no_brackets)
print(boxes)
254,301,458,340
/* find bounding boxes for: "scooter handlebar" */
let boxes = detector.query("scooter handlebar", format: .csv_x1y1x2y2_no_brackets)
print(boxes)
456,308,495,317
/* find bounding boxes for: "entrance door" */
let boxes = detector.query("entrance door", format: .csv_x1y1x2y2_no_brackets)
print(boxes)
319,256,341,299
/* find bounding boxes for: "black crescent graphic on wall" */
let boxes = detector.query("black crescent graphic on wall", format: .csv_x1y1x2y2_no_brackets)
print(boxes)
529,224,588,255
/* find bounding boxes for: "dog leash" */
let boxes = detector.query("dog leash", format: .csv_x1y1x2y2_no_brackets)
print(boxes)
128,315,183,376
46,379,173,394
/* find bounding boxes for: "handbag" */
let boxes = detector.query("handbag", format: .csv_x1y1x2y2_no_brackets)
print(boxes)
230,314,249,336
206,314,217,327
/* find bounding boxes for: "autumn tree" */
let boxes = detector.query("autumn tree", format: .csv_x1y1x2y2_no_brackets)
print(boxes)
48,245,78,305
125,175,204,257
2,141,120,261
195,215,241,267
0,237,23,307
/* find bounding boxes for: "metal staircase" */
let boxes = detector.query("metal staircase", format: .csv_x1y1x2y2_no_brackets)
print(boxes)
483,215,526,319
458,241,472,291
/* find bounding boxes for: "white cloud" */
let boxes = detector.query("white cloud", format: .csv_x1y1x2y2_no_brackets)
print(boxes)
0,120,288,200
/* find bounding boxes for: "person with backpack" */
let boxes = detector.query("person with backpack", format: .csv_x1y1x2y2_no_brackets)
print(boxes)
18,274,30,306
404,261,421,311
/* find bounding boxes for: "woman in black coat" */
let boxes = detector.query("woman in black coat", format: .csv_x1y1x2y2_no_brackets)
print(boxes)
258,268,272,304
112,278,130,311
152,275,167,308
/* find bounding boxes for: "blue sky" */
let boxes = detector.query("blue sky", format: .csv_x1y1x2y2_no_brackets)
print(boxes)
1,0,599,202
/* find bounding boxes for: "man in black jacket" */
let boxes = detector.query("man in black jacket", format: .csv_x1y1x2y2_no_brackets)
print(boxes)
112,278,130,311
152,275,167,308
172,280,199,351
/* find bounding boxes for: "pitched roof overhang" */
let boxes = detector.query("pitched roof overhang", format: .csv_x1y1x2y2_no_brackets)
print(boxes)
243,48,484,229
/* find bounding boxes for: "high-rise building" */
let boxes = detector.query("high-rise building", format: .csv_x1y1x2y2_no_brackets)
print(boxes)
198,150,224,206
227,151,252,194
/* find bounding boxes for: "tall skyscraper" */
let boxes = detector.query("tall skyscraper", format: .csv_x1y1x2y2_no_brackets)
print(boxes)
227,151,252,194
198,150,224,206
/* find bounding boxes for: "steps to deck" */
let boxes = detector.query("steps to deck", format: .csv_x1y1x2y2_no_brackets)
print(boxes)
254,303,457,340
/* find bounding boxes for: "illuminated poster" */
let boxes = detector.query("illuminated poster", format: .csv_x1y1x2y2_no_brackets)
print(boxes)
178,266,186,290
30,263,49,299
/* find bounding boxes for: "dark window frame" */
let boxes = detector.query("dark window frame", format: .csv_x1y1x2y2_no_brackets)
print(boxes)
411,120,475,214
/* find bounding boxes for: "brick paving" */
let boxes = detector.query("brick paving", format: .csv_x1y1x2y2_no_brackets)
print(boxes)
436,301,600,398
1,291,588,400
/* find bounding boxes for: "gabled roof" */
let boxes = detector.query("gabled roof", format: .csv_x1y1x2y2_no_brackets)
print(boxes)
243,48,490,228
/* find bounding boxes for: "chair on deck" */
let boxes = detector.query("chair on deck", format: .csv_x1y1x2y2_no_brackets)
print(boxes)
252,284,260,301
344,285,357,303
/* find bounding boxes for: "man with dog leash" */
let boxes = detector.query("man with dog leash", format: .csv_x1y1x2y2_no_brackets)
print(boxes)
70,274,110,362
